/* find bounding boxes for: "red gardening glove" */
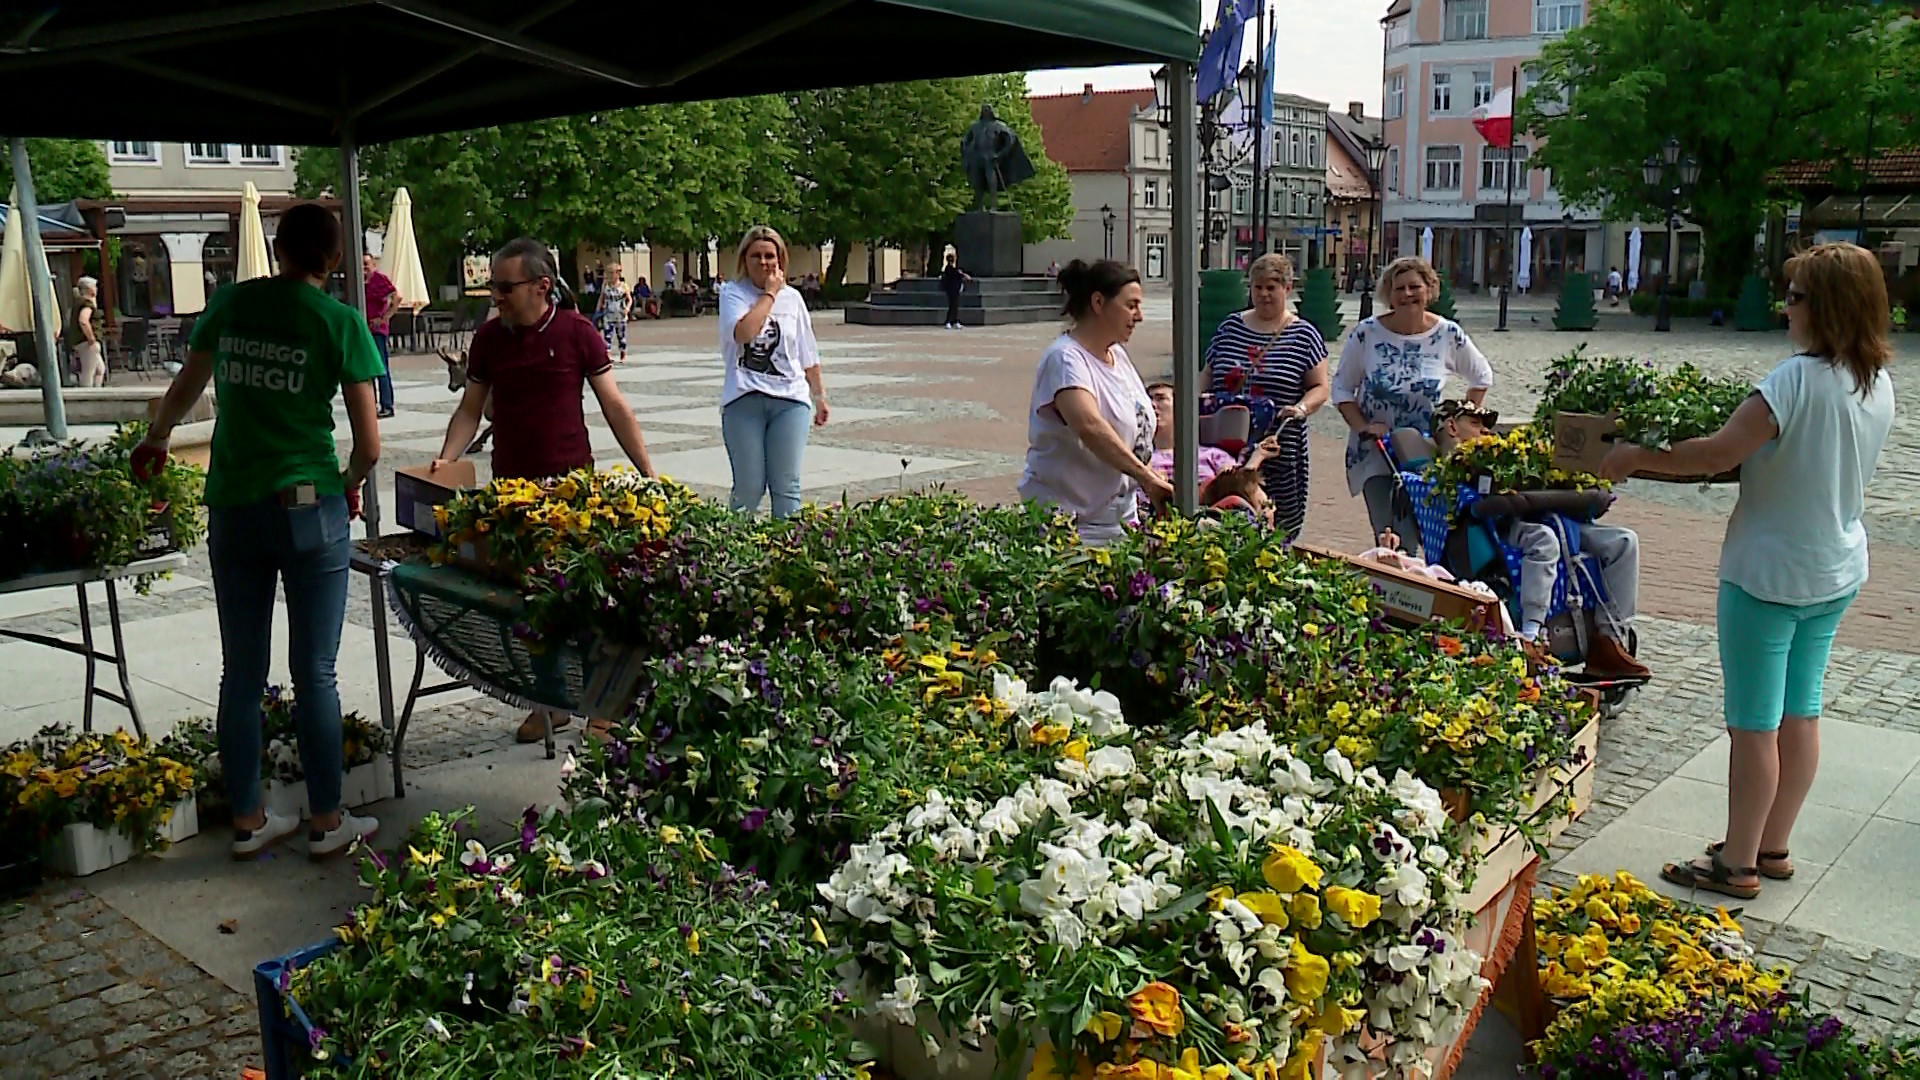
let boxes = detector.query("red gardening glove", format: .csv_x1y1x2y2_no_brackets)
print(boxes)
343,476,364,521
130,439,168,483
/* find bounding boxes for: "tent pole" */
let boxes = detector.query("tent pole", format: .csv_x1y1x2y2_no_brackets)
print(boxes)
10,137,68,441
338,130,380,537
1170,60,1199,516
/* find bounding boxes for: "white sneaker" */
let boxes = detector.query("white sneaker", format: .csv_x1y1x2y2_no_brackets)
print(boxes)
231,810,301,859
308,811,380,860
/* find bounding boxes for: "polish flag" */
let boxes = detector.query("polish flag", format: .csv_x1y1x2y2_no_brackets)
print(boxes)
1472,87,1514,148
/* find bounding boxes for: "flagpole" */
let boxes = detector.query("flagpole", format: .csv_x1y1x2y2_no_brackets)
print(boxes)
1250,0,1266,266
1496,66,1517,333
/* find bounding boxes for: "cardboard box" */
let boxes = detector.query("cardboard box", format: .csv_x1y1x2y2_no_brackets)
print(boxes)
1293,542,1502,631
394,460,475,538
1552,411,1738,483
1550,411,1617,474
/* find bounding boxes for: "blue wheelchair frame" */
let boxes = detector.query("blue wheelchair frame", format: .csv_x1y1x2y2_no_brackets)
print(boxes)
1393,464,1616,661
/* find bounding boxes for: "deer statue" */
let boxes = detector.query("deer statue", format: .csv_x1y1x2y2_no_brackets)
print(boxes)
437,347,494,455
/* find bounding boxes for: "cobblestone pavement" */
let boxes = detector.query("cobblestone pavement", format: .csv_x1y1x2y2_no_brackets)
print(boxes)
5,304,1919,1075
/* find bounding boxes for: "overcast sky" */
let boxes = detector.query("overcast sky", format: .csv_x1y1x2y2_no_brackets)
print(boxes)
1026,3,1384,113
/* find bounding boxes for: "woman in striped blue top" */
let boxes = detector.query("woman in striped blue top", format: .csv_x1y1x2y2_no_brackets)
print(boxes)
1204,253,1331,541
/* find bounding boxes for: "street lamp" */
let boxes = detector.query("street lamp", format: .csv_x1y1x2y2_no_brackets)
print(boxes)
1154,62,1257,271
1642,136,1701,332
1359,139,1387,319
1101,204,1117,260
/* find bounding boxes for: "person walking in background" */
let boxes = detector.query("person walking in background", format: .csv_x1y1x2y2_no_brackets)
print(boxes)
598,265,632,361
433,237,657,744
134,203,384,860
719,225,829,518
1204,253,1330,542
362,254,400,418
940,253,971,330
664,256,678,294
1018,259,1171,545
1605,265,1623,306
1332,256,1493,554
69,276,106,387
1599,242,1895,900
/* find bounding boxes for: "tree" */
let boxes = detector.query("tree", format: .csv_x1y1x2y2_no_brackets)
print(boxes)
1553,272,1597,331
977,74,1074,246
1733,274,1773,332
1428,274,1458,320
1294,267,1344,340
1524,0,1907,300
0,139,113,204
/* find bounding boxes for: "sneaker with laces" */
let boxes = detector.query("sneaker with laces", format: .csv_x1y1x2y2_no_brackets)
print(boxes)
232,810,301,859
309,811,380,860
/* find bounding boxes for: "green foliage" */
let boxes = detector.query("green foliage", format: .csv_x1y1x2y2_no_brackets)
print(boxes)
1553,272,1597,331
1734,274,1775,332
304,75,1072,293
1294,267,1344,340
1522,0,1911,299
1427,274,1458,320
0,139,112,204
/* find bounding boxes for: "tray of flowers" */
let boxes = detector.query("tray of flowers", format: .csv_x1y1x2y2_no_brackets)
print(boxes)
258,688,393,819
2,726,200,877
0,423,207,587
1533,350,1749,483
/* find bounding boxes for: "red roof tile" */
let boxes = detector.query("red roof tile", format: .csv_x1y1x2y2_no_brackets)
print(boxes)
1774,148,1920,188
1028,87,1156,174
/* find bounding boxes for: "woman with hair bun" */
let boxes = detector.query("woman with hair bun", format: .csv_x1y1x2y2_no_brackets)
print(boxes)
1018,258,1170,544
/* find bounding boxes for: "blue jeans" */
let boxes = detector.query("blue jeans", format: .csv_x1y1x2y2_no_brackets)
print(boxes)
722,392,811,518
208,495,351,817
372,332,393,413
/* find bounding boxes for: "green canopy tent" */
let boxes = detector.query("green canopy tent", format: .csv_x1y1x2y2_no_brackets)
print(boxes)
0,1,1206,509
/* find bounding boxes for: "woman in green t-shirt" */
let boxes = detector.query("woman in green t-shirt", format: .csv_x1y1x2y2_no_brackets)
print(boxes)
138,203,385,861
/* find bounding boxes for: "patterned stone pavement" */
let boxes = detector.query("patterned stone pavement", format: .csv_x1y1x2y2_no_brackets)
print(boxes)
5,297,1919,1078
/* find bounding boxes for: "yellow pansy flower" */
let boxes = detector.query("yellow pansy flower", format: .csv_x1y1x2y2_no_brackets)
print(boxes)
1082,1010,1127,1042
1324,886,1382,929
1283,939,1330,1004
1235,891,1290,928
1126,981,1186,1037
1289,893,1322,930
1260,845,1324,894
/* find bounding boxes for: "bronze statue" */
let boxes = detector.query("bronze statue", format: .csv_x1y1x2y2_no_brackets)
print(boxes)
961,105,1036,211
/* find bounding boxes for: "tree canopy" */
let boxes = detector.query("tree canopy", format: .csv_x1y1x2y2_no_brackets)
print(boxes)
299,76,1071,290
1522,0,1914,297
0,138,113,205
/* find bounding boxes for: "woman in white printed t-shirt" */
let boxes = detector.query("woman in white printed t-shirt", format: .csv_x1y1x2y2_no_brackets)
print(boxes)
1018,259,1173,545
719,226,830,519
1331,256,1494,554
1600,242,1895,902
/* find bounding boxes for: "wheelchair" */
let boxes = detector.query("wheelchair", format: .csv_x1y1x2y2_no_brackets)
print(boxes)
1387,446,1644,717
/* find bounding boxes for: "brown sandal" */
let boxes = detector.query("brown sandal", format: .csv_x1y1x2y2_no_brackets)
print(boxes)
1707,841,1794,880
1661,850,1760,900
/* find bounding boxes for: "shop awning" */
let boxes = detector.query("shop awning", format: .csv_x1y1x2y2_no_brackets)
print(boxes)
0,1,1198,146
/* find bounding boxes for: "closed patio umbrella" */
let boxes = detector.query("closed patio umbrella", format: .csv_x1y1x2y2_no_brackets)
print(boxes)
1516,227,1533,292
383,187,430,309
0,185,61,339
1626,228,1642,292
237,181,272,281
1420,227,1434,264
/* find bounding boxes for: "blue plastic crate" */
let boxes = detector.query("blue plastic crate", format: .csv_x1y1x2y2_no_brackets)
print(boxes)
254,939,344,1080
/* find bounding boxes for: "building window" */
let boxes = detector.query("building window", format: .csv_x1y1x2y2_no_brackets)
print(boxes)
1472,68,1495,109
1232,185,1250,215
1424,145,1463,193
108,140,157,163
1385,72,1406,120
238,144,281,166
1386,146,1402,195
1444,0,1488,41
1145,128,1160,162
1143,178,1159,209
1272,131,1285,162
1308,132,1320,169
1385,17,1409,49
1479,145,1532,193
1145,233,1168,280
1431,72,1453,115
187,142,231,164
1534,0,1582,34
1289,132,1302,167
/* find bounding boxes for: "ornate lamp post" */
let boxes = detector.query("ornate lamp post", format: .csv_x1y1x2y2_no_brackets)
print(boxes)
1101,203,1116,260
1641,137,1701,332
1154,63,1257,272
1359,139,1386,319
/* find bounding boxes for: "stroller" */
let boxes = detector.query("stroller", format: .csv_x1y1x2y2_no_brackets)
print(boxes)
1383,438,1645,716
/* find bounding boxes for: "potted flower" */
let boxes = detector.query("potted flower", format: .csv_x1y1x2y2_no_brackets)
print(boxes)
1,726,199,876
259,687,393,819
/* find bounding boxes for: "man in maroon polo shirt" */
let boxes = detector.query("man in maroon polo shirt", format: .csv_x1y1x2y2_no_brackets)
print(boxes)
433,236,656,743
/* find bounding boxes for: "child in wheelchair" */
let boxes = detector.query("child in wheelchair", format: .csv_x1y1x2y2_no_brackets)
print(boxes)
1393,400,1650,681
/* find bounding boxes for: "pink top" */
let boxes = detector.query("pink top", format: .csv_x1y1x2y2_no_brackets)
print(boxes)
364,271,397,334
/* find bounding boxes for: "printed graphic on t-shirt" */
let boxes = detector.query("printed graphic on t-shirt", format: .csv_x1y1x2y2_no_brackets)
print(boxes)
741,319,782,375
1131,399,1155,465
